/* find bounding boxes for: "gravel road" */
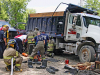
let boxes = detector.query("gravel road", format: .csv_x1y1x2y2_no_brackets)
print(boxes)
0,54,99,75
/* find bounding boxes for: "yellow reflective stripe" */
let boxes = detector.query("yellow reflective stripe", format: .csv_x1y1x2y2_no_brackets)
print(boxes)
28,36,34,38
42,58,45,60
15,64,21,66
48,44,53,46
4,58,15,66
30,57,33,59
28,40,35,43
3,56,13,59
5,62,11,66
16,51,18,57
47,49,53,51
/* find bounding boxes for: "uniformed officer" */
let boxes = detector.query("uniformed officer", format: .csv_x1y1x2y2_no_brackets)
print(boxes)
3,48,23,71
40,31,49,53
28,32,45,68
3,25,9,48
26,30,36,53
47,36,55,58
0,27,7,58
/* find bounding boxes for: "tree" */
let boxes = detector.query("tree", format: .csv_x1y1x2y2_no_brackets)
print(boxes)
84,0,100,15
0,1,8,20
18,8,36,29
0,0,36,29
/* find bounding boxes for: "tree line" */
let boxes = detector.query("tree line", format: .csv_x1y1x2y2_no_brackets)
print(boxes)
0,0,100,29
0,0,36,29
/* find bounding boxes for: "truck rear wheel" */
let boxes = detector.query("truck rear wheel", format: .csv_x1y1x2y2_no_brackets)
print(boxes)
79,45,95,63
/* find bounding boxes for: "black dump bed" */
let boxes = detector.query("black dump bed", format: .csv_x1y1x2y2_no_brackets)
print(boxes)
26,3,97,37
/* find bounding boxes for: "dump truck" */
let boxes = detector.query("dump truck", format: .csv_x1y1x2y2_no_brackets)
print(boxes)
26,3,100,62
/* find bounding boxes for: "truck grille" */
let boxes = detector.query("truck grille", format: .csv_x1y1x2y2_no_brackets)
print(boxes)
9,31,17,39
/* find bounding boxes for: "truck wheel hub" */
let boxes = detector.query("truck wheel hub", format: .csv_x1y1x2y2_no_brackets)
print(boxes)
82,48,89,61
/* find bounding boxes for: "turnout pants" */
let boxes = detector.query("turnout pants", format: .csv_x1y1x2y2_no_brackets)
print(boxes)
30,41,45,59
4,57,23,68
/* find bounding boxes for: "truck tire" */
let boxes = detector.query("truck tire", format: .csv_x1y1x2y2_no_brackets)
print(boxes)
79,45,95,63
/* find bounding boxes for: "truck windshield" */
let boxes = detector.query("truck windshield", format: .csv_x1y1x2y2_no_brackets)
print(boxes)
0,21,11,27
83,16,100,28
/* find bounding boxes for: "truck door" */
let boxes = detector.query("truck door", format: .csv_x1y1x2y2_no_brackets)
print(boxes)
66,14,82,41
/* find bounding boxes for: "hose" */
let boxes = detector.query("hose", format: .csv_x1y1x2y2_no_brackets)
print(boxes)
11,58,13,75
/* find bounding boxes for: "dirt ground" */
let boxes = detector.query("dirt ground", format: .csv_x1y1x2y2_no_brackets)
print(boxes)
0,54,99,75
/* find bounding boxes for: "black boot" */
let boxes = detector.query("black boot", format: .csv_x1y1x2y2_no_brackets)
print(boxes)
14,66,22,72
49,66,59,71
46,68,55,74
5,65,11,71
42,59,48,67
36,59,48,69
28,59,33,68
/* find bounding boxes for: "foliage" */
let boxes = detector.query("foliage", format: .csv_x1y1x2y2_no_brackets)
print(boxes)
0,0,36,29
84,0,100,15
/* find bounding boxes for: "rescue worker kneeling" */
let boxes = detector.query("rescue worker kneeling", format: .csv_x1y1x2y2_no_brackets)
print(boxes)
3,48,23,71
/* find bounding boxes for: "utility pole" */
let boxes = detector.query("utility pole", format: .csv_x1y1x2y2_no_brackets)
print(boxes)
80,0,84,7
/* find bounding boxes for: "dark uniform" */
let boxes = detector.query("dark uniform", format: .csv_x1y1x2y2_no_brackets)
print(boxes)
14,35,27,54
29,35,45,60
41,33,49,52
0,30,6,58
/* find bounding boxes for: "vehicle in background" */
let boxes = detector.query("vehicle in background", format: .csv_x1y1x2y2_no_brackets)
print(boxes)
26,3,100,62
0,20,17,39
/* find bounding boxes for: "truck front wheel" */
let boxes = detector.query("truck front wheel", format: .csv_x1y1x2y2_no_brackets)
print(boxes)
79,45,95,63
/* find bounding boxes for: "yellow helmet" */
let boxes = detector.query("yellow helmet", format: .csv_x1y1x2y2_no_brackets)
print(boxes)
3,25,9,27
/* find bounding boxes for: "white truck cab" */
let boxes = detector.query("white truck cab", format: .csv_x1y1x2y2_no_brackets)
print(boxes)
64,12,100,62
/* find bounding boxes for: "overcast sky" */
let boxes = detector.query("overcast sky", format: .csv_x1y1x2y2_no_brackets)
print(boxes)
27,0,81,13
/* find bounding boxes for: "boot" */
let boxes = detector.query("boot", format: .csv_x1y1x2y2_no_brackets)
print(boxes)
14,66,22,72
36,59,48,69
49,66,59,71
51,53,54,58
42,59,48,67
28,59,33,68
5,65,11,71
46,68,55,74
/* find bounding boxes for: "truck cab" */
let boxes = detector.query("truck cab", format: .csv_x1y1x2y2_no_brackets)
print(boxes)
0,20,17,39
66,13,100,42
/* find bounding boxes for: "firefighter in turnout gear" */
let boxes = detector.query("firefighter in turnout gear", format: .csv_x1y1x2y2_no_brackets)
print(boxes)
26,30,36,53
46,36,55,58
28,32,45,68
3,48,23,71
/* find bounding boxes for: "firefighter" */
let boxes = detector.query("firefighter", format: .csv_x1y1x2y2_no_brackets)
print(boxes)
28,32,45,68
26,30,36,53
34,27,40,35
14,35,27,54
3,48,23,71
40,31,49,53
46,36,55,58
0,27,7,58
